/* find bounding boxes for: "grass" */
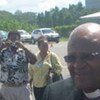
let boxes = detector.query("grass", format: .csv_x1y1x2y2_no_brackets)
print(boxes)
60,37,68,42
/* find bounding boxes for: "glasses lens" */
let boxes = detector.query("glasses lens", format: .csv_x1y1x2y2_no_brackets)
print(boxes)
64,52,99,63
64,53,94,63
64,55,76,62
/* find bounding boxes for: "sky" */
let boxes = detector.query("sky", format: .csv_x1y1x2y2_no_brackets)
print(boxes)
0,0,85,14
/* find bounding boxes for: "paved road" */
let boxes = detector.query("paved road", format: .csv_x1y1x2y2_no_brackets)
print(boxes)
25,42,70,79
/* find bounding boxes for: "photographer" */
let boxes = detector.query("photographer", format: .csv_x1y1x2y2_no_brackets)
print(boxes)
0,31,37,100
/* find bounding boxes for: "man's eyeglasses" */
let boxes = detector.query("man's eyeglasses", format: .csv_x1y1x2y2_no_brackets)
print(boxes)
64,51,100,63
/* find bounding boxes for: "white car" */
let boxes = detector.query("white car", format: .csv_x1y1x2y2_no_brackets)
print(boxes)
0,30,8,41
17,30,31,43
31,28,60,44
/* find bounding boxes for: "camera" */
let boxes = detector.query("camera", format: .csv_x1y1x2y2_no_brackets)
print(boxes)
10,43,17,49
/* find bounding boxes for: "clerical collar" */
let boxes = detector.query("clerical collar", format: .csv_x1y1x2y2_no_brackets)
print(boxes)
83,89,100,99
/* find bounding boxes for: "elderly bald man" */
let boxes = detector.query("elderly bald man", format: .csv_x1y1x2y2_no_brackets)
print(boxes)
42,23,100,100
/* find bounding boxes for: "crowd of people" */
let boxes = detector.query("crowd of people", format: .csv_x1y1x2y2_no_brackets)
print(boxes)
1,22,100,100
0,31,62,100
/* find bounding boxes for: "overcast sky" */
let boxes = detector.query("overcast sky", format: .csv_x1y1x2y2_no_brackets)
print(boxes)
0,0,85,13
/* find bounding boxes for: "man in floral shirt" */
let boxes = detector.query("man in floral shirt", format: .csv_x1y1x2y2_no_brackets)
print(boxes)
0,31,37,100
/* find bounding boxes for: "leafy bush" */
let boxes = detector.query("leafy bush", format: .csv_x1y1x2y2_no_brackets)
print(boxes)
53,24,78,38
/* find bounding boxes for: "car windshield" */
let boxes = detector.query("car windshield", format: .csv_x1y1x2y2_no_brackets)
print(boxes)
19,32,27,35
42,30,54,34
18,30,29,35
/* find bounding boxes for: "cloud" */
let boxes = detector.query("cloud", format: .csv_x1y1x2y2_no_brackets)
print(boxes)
38,0,85,12
38,0,68,12
0,0,7,6
0,0,85,13
38,0,56,11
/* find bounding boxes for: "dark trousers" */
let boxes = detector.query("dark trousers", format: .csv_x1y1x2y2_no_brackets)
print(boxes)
33,86,46,100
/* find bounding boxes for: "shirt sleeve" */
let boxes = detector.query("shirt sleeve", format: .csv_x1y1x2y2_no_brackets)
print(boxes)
50,52,62,75
28,64,34,80
0,51,3,64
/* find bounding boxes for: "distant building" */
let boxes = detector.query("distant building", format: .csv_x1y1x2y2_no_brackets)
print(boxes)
80,12,100,24
80,0,100,24
80,12,100,19
85,0,100,9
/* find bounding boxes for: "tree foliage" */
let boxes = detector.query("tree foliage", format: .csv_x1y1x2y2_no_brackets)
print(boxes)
0,2,98,36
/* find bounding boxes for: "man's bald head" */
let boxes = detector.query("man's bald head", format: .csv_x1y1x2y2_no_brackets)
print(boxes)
67,23,100,92
68,23,100,53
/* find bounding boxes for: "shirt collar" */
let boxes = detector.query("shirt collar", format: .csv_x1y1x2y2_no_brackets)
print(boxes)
83,89,100,99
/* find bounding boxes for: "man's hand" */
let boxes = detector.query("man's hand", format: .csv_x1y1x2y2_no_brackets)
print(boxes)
15,41,26,49
15,41,37,64
0,40,12,51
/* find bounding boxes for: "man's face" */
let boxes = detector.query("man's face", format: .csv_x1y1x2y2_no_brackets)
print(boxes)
67,35,100,92
8,34,20,42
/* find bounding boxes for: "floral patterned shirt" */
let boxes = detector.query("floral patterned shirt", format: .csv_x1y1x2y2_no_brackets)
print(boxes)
0,47,29,85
